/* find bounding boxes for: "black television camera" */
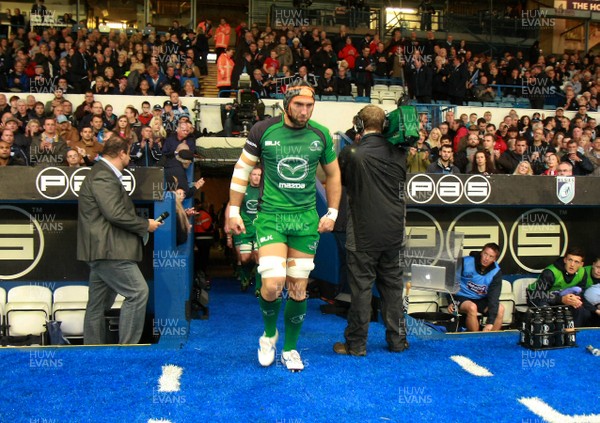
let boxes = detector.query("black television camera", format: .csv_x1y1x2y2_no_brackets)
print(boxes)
220,89,265,137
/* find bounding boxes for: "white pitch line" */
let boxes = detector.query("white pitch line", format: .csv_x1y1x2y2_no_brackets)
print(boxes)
158,364,183,392
148,419,173,423
518,397,600,423
449,355,493,377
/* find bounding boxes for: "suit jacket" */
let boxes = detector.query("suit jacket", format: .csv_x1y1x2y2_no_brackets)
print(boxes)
77,160,148,262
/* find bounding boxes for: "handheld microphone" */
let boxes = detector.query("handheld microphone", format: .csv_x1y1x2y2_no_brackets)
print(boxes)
156,211,170,223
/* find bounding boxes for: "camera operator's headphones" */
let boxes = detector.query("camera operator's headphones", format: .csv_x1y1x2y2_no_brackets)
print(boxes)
353,106,390,134
283,80,315,114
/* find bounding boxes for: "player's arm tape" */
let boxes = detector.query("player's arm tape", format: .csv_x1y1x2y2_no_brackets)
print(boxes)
229,206,240,218
325,208,338,222
230,150,258,193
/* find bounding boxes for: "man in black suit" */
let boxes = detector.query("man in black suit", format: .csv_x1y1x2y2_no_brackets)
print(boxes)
317,68,337,97
447,56,469,105
77,135,162,344
70,41,92,93
407,58,432,103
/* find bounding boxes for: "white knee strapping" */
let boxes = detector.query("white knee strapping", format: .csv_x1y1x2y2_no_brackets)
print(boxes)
286,258,315,279
257,256,287,279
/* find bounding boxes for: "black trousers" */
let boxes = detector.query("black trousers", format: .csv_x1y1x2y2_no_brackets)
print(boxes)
344,249,406,351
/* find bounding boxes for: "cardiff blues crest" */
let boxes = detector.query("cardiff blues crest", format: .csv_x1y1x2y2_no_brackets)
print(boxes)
556,176,575,204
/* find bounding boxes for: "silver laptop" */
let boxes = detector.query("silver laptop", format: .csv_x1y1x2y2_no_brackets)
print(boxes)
410,264,448,292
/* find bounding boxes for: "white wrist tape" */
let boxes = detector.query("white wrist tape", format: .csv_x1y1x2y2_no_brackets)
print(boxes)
229,206,240,218
325,208,338,222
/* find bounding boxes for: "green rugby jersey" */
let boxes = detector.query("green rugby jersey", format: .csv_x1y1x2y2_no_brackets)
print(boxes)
244,115,337,213
241,184,260,227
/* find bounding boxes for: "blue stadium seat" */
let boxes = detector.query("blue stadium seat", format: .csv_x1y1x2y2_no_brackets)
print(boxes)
468,101,483,106
483,102,497,107
543,104,555,110
499,102,513,108
271,93,284,100
355,96,371,103
337,96,355,102
321,95,338,101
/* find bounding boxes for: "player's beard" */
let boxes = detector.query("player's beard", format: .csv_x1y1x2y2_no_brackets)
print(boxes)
287,110,309,128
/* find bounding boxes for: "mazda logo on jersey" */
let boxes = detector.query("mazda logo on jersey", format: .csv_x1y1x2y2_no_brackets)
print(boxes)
0,206,45,280
35,166,136,199
246,199,259,213
509,209,568,273
277,157,309,182
36,167,69,200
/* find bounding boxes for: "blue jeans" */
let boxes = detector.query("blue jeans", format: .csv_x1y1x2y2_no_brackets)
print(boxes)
84,260,149,344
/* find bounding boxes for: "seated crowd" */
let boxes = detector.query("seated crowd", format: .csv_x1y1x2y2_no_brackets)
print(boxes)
0,13,598,108
218,24,600,108
0,90,201,174
1,87,600,179
401,108,600,176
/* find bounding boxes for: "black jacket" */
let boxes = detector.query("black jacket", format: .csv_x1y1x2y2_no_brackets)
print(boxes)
407,66,433,98
339,133,406,252
447,63,469,98
164,158,197,199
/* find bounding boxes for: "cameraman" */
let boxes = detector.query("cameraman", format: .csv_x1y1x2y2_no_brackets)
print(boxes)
407,130,431,173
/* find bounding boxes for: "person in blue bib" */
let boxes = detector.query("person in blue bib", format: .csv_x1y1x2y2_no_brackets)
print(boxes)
448,243,505,331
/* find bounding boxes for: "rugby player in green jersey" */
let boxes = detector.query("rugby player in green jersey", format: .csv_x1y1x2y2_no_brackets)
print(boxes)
228,80,341,371
227,166,262,292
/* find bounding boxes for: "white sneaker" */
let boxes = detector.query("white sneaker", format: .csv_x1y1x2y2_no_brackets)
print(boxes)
257,330,278,367
280,350,304,372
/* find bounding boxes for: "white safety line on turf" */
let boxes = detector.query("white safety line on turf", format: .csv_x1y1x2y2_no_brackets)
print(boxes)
449,355,493,377
148,419,173,423
518,397,600,423
158,364,183,392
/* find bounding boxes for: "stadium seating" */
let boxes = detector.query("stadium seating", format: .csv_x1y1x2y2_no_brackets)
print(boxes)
355,96,370,103
379,91,397,105
513,277,538,313
53,286,89,339
337,96,355,102
5,285,52,339
320,95,338,102
499,279,516,327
